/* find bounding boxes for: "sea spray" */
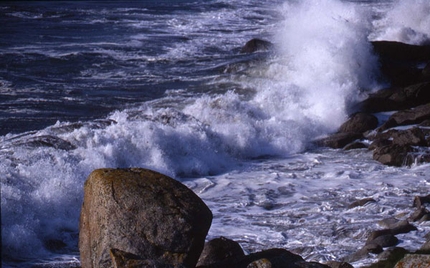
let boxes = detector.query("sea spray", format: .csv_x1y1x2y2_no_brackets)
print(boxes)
274,0,380,128
370,0,430,45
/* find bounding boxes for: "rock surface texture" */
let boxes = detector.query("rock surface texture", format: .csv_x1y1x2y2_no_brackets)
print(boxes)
79,168,212,268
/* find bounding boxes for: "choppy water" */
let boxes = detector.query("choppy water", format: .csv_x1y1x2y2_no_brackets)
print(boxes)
1,0,430,267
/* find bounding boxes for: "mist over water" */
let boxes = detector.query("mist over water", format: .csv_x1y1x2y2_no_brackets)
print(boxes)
2,0,430,267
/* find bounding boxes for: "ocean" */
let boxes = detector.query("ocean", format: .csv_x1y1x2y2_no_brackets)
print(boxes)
1,0,430,267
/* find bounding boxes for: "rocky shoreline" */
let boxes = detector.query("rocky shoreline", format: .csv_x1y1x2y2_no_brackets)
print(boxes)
316,41,430,168
78,168,430,268
77,40,430,267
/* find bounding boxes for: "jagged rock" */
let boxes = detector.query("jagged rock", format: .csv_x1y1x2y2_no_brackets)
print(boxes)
409,206,430,222
379,102,430,131
338,113,378,134
394,254,430,268
358,83,430,114
373,144,414,166
240,38,273,53
413,194,430,208
79,168,212,268
197,237,245,266
391,128,426,146
348,198,376,209
197,248,304,268
315,132,363,149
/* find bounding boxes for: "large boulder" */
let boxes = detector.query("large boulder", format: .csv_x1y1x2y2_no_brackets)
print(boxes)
371,41,430,62
338,113,378,134
79,168,213,268
371,41,430,86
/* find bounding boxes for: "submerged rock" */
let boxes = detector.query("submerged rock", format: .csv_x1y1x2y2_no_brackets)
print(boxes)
240,38,273,53
79,168,212,268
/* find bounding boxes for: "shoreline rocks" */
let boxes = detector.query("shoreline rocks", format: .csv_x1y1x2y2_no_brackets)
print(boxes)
78,168,349,268
79,168,212,268
315,40,430,167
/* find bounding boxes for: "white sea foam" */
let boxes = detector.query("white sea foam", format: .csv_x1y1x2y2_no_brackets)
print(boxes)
370,0,430,44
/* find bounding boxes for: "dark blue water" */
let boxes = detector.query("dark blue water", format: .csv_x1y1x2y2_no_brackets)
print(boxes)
0,1,270,136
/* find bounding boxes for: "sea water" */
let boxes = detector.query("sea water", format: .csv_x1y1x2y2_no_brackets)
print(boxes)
1,0,430,267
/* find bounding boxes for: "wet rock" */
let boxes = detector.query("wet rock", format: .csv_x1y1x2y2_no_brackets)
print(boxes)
377,219,417,235
363,243,384,254
371,41,430,62
413,194,430,208
391,127,426,146
371,41,430,86
364,247,408,268
295,262,331,268
343,142,368,150
373,144,414,166
367,230,393,244
197,237,245,266
323,261,353,268
394,254,430,268
379,102,430,131
197,248,304,268
79,168,212,268
315,132,363,149
343,244,380,263
240,38,273,53
358,83,430,114
338,113,378,134
420,238,430,253
409,206,430,222
368,138,392,150
348,198,376,209
368,234,398,248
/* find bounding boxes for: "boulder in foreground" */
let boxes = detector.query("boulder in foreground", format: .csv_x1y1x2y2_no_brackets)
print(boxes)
79,168,212,268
